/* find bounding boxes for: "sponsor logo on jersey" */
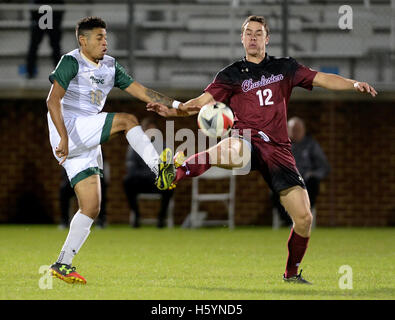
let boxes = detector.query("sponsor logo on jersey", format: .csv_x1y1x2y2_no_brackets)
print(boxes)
90,76,105,85
241,74,284,92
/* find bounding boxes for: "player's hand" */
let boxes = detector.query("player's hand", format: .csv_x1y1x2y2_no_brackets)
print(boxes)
146,102,173,117
178,103,201,112
56,138,68,165
353,82,377,97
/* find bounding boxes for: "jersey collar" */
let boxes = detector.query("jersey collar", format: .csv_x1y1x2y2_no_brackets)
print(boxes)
80,50,101,68
243,53,270,66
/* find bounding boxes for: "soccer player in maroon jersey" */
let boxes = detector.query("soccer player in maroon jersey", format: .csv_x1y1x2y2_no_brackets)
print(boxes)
147,15,377,284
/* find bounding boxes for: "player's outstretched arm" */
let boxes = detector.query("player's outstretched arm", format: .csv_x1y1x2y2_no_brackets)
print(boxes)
123,80,193,117
124,81,175,106
182,92,215,112
312,72,377,97
147,92,215,118
46,80,68,165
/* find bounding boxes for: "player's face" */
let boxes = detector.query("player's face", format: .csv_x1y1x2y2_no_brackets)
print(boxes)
241,21,269,59
82,28,107,62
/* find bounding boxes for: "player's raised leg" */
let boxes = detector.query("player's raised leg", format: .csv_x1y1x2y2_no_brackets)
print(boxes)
209,137,250,170
279,186,313,284
110,112,175,189
172,137,250,186
50,175,101,285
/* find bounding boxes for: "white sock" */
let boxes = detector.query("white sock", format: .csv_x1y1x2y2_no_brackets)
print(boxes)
57,210,94,265
126,125,160,176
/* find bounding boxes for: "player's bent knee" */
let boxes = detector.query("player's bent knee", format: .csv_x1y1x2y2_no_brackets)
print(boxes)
294,211,313,230
215,138,245,167
113,113,139,133
305,212,313,227
122,113,139,131
124,113,138,127
228,138,249,167
80,206,101,219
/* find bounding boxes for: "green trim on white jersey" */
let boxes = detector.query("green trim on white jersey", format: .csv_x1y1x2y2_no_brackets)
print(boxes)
48,49,134,118
70,167,103,188
49,55,79,91
100,112,115,144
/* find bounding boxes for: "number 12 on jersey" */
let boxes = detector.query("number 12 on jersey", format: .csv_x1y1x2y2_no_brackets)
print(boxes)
256,89,274,107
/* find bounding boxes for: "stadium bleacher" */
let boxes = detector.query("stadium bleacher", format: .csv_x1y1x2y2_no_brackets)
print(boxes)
0,0,393,90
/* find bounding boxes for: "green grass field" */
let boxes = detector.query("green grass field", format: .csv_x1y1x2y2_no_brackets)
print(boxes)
0,225,394,300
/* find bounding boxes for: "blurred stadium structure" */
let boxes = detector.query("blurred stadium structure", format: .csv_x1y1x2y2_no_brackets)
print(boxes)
0,0,394,90
0,0,394,227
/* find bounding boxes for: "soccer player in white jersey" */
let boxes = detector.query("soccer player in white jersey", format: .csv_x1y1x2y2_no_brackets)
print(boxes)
47,17,180,284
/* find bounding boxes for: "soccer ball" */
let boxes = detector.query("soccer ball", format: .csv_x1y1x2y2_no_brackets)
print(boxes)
197,101,234,138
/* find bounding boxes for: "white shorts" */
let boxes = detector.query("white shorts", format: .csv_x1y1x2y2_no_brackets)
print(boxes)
47,112,115,187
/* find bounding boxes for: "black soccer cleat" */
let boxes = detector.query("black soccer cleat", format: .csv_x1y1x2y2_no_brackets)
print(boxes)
50,262,87,284
283,269,312,285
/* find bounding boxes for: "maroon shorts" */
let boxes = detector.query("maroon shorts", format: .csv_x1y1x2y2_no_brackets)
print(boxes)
241,132,306,194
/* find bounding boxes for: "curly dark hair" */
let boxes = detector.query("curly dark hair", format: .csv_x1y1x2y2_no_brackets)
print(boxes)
75,16,106,45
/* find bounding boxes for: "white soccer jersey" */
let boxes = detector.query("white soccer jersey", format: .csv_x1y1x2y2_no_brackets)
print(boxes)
47,49,134,186
49,49,133,118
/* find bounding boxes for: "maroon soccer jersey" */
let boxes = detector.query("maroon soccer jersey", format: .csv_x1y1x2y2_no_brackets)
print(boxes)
204,54,317,147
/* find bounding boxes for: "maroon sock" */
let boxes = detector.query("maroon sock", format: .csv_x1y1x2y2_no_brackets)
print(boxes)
175,151,211,182
284,228,309,278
